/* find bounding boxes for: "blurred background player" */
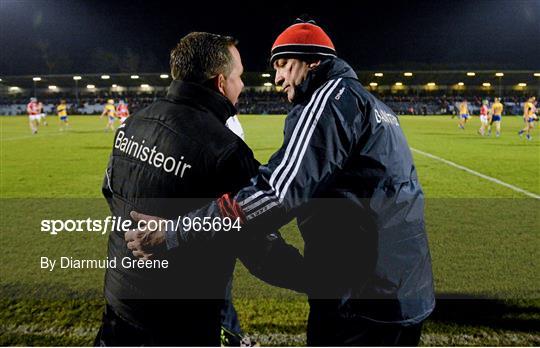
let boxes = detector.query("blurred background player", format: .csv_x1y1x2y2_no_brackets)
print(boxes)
478,100,489,136
116,100,130,124
26,97,40,134
518,96,537,141
458,99,470,129
57,99,69,131
37,101,48,126
488,97,504,137
100,99,116,131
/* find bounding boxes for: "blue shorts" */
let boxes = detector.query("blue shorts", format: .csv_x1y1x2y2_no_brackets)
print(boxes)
60,116,68,121
461,114,469,119
528,117,535,123
108,116,115,122
492,115,501,122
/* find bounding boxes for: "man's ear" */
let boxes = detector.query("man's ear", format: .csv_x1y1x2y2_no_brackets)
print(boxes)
308,60,321,70
216,74,226,95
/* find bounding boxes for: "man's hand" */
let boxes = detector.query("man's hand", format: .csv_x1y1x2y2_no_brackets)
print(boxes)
125,211,167,260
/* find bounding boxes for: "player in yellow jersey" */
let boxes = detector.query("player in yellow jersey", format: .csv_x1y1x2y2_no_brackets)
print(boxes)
518,96,537,140
488,97,503,137
57,99,69,131
100,99,116,131
458,99,470,129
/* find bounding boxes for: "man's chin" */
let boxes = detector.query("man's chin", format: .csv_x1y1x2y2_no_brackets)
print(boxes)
287,92,294,103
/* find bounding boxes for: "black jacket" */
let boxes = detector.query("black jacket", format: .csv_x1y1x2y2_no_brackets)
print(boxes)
167,58,435,325
102,80,305,330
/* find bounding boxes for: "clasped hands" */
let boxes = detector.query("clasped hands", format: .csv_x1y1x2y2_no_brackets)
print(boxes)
125,211,166,260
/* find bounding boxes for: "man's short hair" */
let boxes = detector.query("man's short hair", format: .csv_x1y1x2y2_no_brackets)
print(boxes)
170,32,238,83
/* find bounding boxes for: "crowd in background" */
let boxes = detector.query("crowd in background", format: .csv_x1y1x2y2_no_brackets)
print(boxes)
380,95,532,115
0,90,536,116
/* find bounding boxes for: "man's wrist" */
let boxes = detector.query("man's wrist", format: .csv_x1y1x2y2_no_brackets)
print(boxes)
164,222,180,250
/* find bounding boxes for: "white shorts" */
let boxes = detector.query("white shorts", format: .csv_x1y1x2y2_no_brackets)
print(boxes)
29,115,40,122
480,115,489,124
39,113,46,119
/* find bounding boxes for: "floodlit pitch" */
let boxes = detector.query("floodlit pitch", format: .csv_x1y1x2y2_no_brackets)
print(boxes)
1,114,539,345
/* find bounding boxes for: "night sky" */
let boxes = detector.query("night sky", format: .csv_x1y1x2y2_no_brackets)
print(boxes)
1,0,539,75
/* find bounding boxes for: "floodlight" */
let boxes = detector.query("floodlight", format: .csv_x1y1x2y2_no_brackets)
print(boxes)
534,73,540,77
101,75,110,79
9,86,20,91
467,72,475,76
482,82,491,87
140,84,150,88
112,84,118,88
87,84,95,89
33,77,41,81
369,82,378,87
131,75,140,79
427,82,436,87
374,73,383,77
263,82,273,87
261,73,271,77
73,76,82,80
48,85,57,90
518,83,527,87
395,82,403,86
403,72,413,77
160,74,169,79
458,82,465,86
495,72,504,77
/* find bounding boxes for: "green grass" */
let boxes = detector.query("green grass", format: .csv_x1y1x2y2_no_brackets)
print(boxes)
1,115,539,345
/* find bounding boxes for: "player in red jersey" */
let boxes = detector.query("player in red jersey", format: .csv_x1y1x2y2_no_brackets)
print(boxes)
116,100,130,124
26,97,40,134
478,100,489,136
37,101,48,126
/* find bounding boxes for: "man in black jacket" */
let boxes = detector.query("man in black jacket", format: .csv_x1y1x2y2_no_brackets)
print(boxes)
127,20,435,346
96,32,305,346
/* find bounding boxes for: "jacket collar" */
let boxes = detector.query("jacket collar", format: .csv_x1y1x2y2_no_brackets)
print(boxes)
166,80,237,124
293,57,358,105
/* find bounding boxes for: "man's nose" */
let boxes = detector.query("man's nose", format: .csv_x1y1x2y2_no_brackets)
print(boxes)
275,74,284,86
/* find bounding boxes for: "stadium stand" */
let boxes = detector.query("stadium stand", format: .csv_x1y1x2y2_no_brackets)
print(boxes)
0,92,534,116
1,71,538,115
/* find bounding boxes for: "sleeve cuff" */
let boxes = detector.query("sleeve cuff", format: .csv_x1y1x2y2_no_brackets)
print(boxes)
164,222,179,250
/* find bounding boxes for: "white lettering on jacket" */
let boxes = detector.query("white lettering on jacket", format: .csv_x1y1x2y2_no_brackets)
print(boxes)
374,109,399,127
114,130,192,178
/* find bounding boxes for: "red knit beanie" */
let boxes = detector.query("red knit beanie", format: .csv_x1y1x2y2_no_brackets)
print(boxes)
270,20,336,64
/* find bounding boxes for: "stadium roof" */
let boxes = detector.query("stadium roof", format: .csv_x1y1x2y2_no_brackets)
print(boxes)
1,71,539,90
0,72,271,89
356,70,539,87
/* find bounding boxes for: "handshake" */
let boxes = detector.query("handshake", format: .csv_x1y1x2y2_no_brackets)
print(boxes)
124,211,166,260
124,210,243,259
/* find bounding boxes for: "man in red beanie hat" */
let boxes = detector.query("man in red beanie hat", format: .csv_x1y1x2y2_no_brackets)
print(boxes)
127,18,435,346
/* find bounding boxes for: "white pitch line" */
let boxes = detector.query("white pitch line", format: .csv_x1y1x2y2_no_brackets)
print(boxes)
410,147,540,200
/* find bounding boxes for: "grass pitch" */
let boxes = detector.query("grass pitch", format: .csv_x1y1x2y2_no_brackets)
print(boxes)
1,114,539,345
